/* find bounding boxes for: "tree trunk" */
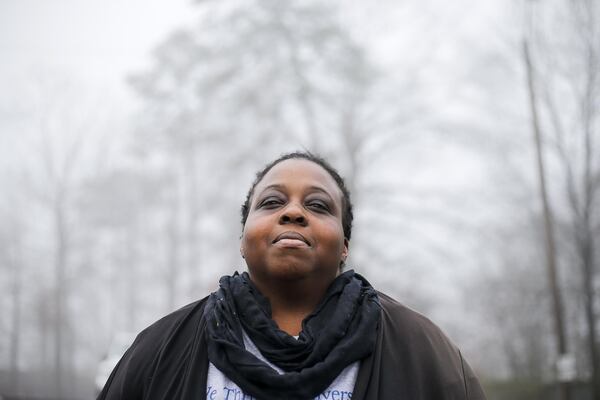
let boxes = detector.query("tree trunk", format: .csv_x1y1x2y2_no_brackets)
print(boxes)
582,230,599,399
126,226,139,332
53,191,68,398
185,152,201,299
523,38,571,400
580,7,599,392
166,194,181,312
9,231,22,396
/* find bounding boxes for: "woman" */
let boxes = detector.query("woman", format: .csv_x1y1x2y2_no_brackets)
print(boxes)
98,151,487,400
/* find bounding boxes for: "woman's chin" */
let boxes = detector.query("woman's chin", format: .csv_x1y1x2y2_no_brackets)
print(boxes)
268,264,314,281
249,263,339,287
247,262,316,283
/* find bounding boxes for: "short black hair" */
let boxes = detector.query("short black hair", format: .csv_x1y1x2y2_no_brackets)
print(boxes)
241,151,353,240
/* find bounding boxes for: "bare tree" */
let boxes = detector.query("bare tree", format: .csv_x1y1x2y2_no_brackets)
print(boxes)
524,0,600,396
464,0,600,393
0,203,25,396
522,24,570,400
15,73,108,397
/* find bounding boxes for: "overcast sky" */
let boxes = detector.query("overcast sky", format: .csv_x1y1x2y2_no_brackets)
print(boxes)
0,0,195,101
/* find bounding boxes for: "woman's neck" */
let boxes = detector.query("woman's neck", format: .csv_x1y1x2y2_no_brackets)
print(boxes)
249,275,333,336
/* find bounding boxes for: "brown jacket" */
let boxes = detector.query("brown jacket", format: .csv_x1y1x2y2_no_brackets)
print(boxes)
353,292,486,399
98,292,486,399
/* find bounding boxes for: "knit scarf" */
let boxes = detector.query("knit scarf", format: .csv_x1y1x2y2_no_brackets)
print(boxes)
203,270,380,400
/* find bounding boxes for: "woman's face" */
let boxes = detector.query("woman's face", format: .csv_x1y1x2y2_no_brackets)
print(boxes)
241,159,348,286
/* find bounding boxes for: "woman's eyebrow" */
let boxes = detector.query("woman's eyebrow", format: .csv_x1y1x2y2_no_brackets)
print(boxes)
257,184,286,196
306,185,334,200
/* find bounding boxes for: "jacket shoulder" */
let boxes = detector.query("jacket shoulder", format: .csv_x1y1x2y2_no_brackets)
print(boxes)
377,291,457,348
97,297,210,399
377,291,464,370
136,296,210,347
374,291,487,400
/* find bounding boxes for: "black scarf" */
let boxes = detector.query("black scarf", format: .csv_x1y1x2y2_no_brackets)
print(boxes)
203,270,380,400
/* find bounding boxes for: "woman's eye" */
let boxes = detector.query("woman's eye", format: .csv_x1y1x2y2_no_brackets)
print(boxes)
260,198,283,208
307,201,329,212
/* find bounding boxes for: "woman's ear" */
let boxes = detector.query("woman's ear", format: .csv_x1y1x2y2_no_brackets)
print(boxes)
342,238,349,262
240,246,245,259
339,238,349,271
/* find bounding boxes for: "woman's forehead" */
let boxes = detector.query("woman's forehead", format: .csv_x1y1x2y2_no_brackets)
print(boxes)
254,159,342,198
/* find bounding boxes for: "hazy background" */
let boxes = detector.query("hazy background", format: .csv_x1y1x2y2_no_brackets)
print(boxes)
1,0,599,399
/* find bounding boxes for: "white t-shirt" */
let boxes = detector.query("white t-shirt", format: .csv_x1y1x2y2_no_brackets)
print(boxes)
206,330,359,400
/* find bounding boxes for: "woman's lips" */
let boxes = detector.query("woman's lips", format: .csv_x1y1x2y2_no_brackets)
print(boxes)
272,231,311,247
273,238,310,248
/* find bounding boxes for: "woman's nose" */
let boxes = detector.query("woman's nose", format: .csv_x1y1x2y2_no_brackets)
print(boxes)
279,203,307,226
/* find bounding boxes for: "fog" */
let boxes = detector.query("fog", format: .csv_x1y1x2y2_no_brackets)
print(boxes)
1,0,599,399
